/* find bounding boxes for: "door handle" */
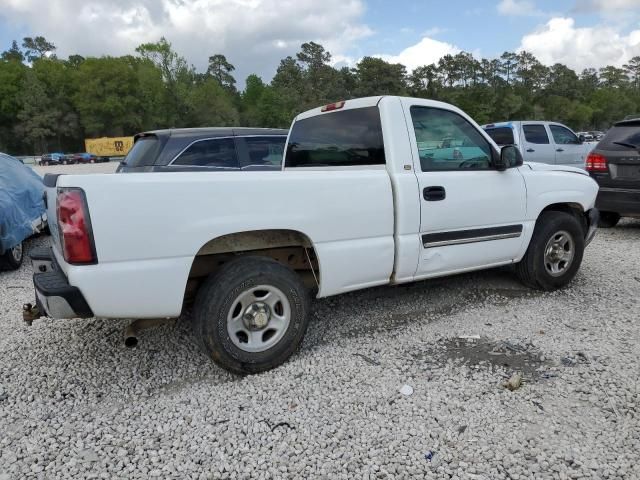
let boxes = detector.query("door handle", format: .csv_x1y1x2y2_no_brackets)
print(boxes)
526,148,535,153
556,148,564,152
423,186,446,201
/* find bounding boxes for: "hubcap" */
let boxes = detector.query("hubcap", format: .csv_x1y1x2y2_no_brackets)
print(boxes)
544,230,574,277
11,243,23,263
227,285,291,353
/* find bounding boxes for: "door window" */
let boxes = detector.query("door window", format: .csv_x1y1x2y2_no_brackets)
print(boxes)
522,125,550,144
549,125,581,145
410,106,493,171
173,138,238,168
243,136,286,167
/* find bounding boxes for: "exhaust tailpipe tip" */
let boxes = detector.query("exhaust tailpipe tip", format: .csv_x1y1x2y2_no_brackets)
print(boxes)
123,318,175,348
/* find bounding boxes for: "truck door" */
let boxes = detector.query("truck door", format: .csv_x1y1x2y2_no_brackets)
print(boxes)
549,124,587,168
521,123,556,164
401,101,527,278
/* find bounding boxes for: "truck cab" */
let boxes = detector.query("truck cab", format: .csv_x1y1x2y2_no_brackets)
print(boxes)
482,121,593,168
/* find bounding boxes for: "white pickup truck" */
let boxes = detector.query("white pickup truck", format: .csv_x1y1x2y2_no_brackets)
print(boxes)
30,96,599,374
482,121,595,168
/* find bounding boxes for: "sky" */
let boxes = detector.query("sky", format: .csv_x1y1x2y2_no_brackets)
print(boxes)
1,0,640,85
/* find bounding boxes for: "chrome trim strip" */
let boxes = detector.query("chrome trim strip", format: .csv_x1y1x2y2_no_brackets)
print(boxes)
423,232,522,248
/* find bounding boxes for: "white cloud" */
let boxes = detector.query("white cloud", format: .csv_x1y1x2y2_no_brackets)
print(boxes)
518,17,640,71
574,0,640,12
375,37,460,72
497,0,543,16
0,0,372,84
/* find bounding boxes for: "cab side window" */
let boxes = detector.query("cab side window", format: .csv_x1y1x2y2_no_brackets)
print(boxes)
410,106,493,172
173,138,238,168
549,125,581,145
523,125,550,144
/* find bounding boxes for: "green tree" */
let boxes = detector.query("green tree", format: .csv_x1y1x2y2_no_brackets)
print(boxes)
73,57,144,136
185,77,239,126
500,51,518,85
1,41,24,62
0,59,27,151
354,57,407,96
207,54,236,90
22,36,56,62
599,66,628,88
14,70,57,153
623,56,640,89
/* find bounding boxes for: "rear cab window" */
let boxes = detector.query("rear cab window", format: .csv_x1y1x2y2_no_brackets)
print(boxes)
286,107,385,167
523,125,550,144
484,126,514,146
123,135,162,168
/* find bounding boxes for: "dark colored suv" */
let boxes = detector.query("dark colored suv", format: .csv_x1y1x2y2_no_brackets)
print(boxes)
586,119,640,227
116,127,288,173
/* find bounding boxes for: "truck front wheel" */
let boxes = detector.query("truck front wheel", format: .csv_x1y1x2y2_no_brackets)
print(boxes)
516,211,585,291
193,256,311,374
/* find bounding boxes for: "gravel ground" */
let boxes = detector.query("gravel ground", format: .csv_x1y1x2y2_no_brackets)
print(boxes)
1,164,638,479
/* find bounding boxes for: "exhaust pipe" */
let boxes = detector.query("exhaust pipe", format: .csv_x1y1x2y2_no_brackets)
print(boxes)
124,318,175,347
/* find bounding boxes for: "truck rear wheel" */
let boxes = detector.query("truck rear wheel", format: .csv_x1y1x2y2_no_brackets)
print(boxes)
516,211,584,291
193,256,310,374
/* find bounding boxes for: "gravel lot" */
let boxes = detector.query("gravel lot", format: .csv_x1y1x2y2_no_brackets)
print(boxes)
1,164,638,479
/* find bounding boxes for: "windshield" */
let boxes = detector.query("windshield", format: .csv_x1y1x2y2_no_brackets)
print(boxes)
122,136,161,167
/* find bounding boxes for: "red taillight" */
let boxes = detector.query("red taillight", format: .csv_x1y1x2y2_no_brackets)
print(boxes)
57,188,96,264
585,153,608,172
321,101,345,112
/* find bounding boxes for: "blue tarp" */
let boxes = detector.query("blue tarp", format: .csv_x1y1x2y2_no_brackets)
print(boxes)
0,153,45,254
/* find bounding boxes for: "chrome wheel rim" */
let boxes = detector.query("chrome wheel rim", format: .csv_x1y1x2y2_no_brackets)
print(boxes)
227,285,291,353
11,243,23,263
544,230,574,277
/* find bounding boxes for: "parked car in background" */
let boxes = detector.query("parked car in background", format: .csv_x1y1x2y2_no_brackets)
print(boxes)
482,121,594,168
589,131,605,141
576,132,594,142
0,153,46,270
39,153,68,166
586,118,640,227
116,128,288,173
67,152,99,164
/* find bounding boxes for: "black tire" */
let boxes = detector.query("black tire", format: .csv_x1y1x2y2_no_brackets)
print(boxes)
516,211,585,291
598,211,620,228
193,256,310,374
0,241,24,271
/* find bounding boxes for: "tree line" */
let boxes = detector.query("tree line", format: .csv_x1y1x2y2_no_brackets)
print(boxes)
2,36,640,155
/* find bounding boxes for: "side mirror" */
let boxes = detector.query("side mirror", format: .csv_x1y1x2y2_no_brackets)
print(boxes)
578,134,585,143
496,145,523,171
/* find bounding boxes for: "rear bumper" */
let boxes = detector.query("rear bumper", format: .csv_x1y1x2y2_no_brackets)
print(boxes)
31,248,93,319
585,208,599,246
596,187,640,215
